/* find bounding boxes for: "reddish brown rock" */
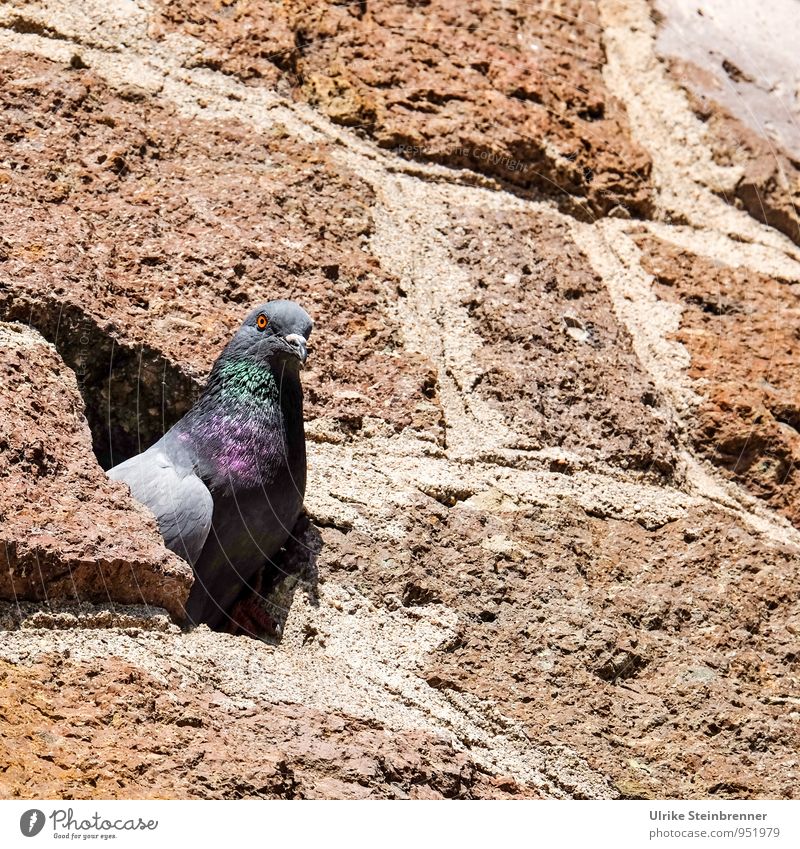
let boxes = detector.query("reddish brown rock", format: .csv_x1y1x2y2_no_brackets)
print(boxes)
443,205,679,477
0,52,443,467
636,235,800,526
0,655,532,800
152,0,654,218
0,322,192,619
319,497,800,799
152,0,295,86
734,149,800,247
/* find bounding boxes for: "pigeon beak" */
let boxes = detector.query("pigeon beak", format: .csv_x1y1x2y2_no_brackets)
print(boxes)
284,333,308,365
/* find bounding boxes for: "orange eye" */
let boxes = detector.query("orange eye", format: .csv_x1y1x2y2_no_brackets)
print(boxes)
256,313,268,330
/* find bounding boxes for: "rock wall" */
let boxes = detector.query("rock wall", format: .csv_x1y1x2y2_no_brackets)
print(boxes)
0,0,798,799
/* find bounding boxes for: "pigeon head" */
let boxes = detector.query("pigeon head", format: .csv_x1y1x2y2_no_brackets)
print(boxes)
225,299,313,369
196,299,313,413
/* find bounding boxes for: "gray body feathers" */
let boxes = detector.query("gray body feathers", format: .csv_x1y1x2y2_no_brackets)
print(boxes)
108,439,213,567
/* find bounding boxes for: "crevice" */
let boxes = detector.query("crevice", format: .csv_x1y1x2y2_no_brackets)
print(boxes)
0,293,200,469
384,140,637,223
0,15,119,53
1,16,70,42
770,404,800,434
417,483,474,507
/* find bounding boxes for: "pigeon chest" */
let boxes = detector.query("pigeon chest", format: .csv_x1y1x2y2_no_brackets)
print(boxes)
203,410,296,492
183,363,307,550
204,415,306,567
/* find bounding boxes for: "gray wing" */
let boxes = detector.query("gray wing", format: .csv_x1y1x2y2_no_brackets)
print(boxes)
108,440,213,566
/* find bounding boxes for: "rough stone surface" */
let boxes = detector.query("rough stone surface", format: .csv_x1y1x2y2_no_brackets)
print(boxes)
654,0,800,245
152,0,655,218
0,651,532,800
442,205,679,477
0,323,193,619
0,51,441,466
636,235,800,528
1,0,800,801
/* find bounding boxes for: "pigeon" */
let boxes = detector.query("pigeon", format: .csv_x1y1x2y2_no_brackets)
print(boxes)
108,299,313,630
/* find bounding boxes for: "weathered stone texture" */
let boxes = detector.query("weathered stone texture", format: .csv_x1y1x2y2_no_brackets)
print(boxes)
0,323,192,619
654,0,800,244
1,0,799,801
637,235,800,527
153,0,654,218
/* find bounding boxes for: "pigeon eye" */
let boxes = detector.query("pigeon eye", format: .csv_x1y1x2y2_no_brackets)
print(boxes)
256,314,269,331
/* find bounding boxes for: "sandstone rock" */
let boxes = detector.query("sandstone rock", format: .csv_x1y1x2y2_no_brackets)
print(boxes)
0,0,799,802
0,52,443,465
636,235,800,527
0,650,533,799
440,204,679,477
0,322,192,619
152,0,654,218
315,484,800,799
